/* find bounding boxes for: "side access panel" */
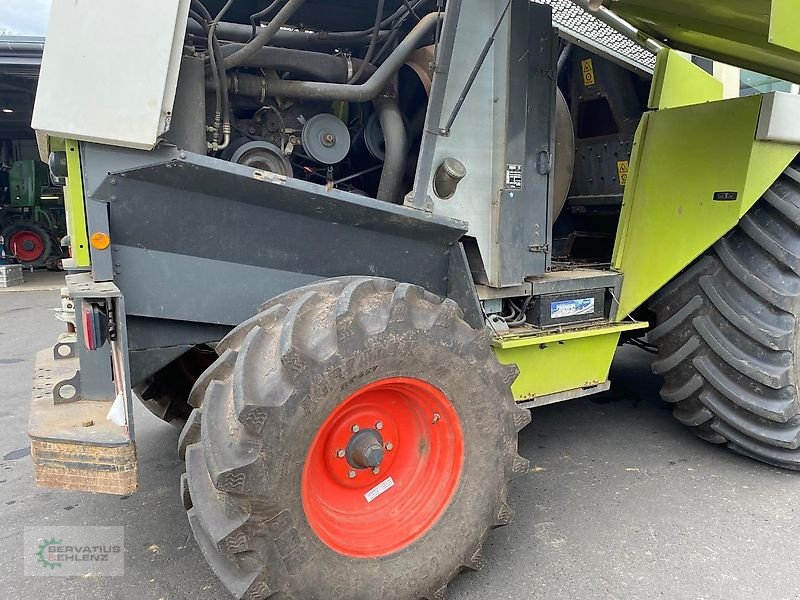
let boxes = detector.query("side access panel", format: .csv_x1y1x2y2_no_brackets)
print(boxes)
613,55,800,318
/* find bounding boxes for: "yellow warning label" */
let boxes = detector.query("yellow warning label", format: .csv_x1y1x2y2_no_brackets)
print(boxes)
581,59,596,86
617,160,630,186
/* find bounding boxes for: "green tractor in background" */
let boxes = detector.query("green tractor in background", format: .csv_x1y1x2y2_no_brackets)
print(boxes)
0,159,65,268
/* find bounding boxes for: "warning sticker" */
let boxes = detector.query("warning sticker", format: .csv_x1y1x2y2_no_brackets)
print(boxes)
365,477,395,503
581,59,596,87
617,160,629,186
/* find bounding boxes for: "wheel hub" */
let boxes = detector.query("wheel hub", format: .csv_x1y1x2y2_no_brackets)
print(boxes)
345,428,385,469
301,377,464,558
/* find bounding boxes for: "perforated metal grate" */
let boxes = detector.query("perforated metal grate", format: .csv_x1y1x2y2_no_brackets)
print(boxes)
534,0,656,74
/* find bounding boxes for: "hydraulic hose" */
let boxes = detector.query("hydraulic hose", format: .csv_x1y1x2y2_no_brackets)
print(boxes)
222,0,308,70
229,12,440,103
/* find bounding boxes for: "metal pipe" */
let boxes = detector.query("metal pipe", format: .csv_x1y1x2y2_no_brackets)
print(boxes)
222,0,308,70
0,38,45,53
230,12,440,103
374,92,408,204
570,0,665,55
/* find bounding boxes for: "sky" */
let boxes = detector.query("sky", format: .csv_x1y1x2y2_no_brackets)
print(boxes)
0,0,51,36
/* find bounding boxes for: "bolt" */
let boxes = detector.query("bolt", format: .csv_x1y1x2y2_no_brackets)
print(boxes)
351,424,360,433
348,471,356,479
375,421,383,430
432,413,441,424
372,467,380,475
385,442,393,451
336,449,345,458
322,133,336,147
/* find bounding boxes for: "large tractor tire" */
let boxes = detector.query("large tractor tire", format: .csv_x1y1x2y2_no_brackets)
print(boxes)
2,221,52,267
649,165,800,469
179,277,531,600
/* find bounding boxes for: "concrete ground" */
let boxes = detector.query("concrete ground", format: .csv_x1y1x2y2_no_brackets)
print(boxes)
1,277,799,599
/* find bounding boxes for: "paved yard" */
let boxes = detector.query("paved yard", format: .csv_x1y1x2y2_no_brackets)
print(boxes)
1,280,799,599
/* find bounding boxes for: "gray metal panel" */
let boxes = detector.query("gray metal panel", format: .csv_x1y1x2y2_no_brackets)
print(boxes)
126,316,231,351
113,245,320,326
164,55,207,155
85,197,114,282
86,150,470,328
64,276,116,402
447,244,484,329
411,0,556,288
533,0,656,76
496,2,557,283
410,0,508,283
527,269,622,296
81,143,181,197
72,301,115,402
101,151,467,243
407,0,464,212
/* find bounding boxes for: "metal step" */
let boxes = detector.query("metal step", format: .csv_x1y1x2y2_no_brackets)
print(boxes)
28,348,137,496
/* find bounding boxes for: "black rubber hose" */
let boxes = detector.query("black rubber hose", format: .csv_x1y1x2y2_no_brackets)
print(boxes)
249,0,283,39
219,44,368,83
349,0,386,84
228,12,440,102
187,19,393,49
557,42,573,76
223,0,307,70
374,92,408,204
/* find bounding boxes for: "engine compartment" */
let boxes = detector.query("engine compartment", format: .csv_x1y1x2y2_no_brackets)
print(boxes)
186,0,441,204
185,0,650,270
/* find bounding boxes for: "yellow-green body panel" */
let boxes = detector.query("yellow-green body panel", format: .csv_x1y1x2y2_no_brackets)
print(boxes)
610,0,800,84
648,49,723,110
493,322,647,401
612,94,800,318
62,139,91,267
771,0,800,54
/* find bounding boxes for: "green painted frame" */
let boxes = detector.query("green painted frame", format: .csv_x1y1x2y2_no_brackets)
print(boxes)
56,138,91,268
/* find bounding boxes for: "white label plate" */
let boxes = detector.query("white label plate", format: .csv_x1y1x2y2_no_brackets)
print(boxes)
365,477,395,503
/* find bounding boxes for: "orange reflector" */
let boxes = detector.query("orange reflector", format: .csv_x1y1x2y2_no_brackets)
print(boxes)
90,232,111,250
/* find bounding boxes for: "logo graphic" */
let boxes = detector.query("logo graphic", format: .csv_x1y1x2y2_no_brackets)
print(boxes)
35,538,63,569
25,526,125,576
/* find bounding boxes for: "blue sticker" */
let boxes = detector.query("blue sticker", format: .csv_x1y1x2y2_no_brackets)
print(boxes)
551,298,595,319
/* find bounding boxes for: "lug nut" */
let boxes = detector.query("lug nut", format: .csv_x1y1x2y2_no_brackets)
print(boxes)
385,442,393,451
351,424,360,433
375,421,383,430
348,471,356,479
372,467,380,475
432,413,441,424
336,449,345,458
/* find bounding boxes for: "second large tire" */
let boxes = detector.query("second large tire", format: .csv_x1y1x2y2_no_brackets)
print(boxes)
180,277,531,599
649,164,800,469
